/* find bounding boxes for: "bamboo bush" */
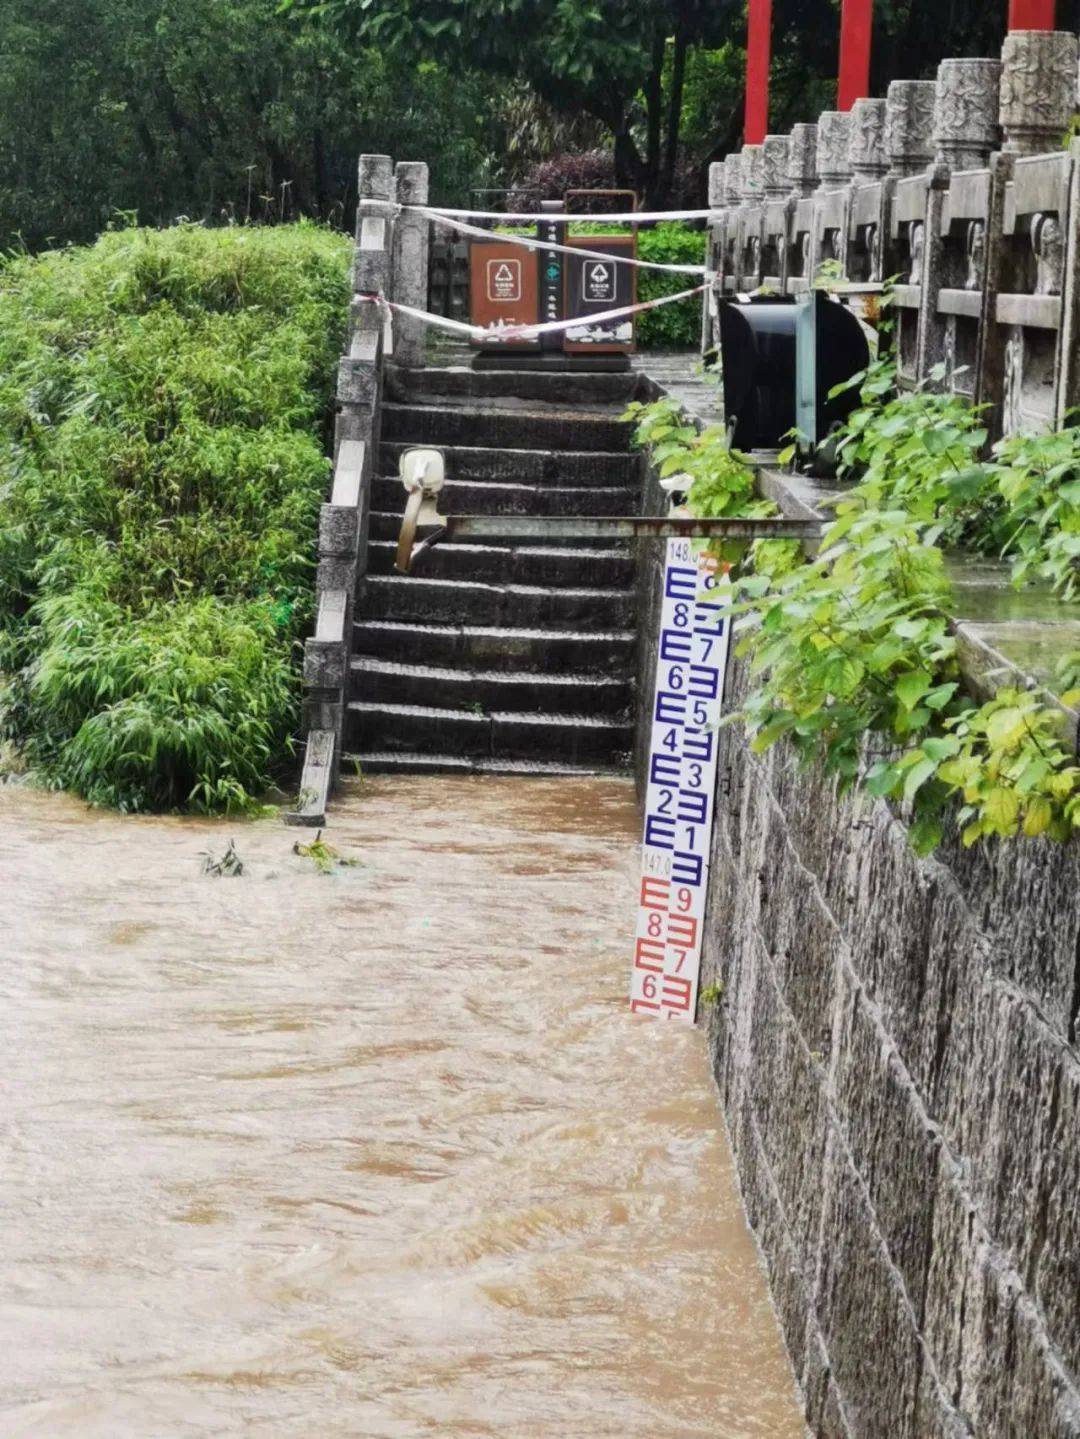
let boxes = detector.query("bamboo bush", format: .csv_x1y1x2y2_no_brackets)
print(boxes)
0,221,351,811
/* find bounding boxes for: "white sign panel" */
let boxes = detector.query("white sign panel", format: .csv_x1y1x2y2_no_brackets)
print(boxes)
630,539,732,1024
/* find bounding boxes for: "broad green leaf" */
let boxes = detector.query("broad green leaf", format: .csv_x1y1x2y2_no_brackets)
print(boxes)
1022,796,1053,837
920,735,960,762
983,787,1020,831
903,757,938,800
895,670,932,711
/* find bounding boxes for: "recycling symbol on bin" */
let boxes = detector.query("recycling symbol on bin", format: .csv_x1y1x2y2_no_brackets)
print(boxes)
585,261,615,301
487,257,522,302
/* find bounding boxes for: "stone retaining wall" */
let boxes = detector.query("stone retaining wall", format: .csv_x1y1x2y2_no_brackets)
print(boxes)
634,517,1080,1436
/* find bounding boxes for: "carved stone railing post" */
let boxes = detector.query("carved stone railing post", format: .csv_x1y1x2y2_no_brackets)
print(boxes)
816,112,853,193
1000,30,1079,156
290,153,394,825
935,60,1002,172
929,60,1001,404
740,144,766,288
788,124,819,197
883,84,937,384
815,111,853,279
763,134,792,197
720,152,744,294
847,99,888,284
977,148,1017,443
786,124,818,291
391,161,429,368
762,134,792,290
850,99,888,182
885,81,937,179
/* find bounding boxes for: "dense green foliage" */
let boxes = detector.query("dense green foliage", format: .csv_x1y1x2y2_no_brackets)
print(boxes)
1,0,1033,251
0,223,351,811
283,0,1021,205
0,0,502,251
628,365,1080,854
636,225,707,350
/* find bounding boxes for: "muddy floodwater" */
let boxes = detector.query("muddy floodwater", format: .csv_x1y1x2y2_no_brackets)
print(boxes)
0,776,802,1437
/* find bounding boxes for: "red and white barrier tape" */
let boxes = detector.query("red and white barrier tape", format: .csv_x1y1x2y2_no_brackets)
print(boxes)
360,283,710,342
409,204,713,225
422,210,709,276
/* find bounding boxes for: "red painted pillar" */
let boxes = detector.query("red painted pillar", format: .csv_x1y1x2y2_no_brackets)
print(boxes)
1008,0,1056,26
837,0,873,112
745,0,772,144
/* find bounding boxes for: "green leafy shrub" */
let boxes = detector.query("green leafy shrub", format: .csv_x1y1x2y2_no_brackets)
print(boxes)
636,223,706,351
626,366,1080,854
0,222,351,811
989,426,1080,598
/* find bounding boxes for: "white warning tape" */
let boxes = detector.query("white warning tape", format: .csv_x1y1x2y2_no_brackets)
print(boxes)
411,204,713,225
424,210,709,277
359,283,709,343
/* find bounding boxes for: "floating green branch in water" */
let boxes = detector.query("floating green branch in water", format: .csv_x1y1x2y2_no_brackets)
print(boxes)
292,829,357,875
201,839,244,877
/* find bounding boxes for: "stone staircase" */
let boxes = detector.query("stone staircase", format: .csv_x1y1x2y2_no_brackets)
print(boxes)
345,362,645,776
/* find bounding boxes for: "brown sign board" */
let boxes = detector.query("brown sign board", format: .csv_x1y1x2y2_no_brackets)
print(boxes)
468,240,540,351
563,235,637,354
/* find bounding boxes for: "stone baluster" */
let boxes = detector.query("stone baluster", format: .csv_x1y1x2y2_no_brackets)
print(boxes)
849,99,888,182
934,60,1002,171
740,145,765,286
761,135,793,291
762,135,792,198
920,65,1000,400
391,161,429,368
882,82,937,381
740,144,765,201
1000,30,1079,156
723,152,744,209
787,124,819,197
846,100,887,285
816,112,853,192
813,112,852,278
720,153,743,295
885,81,937,178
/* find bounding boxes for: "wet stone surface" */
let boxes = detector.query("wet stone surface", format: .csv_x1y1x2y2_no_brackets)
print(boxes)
0,776,802,1438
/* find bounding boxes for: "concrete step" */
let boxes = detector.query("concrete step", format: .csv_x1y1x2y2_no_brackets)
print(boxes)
350,655,631,716
381,402,634,453
367,539,634,587
386,365,644,407
352,620,636,674
345,752,628,778
380,441,640,487
346,701,634,765
367,510,629,550
371,475,636,517
363,574,634,628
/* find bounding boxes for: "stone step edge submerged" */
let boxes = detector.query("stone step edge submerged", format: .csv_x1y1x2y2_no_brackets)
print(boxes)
343,752,630,778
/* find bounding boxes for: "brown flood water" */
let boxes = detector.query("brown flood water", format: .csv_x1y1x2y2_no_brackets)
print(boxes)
0,776,802,1438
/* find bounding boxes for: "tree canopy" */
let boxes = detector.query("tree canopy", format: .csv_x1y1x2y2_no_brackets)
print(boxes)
0,0,1044,249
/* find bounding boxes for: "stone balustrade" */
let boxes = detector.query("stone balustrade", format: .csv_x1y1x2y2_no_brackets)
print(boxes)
290,152,427,825
705,28,1080,441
